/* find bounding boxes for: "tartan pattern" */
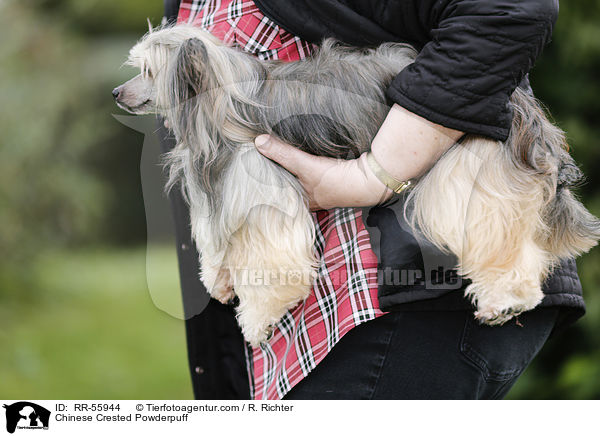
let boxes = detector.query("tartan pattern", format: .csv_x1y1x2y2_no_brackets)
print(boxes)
250,208,383,400
177,0,384,400
177,0,314,61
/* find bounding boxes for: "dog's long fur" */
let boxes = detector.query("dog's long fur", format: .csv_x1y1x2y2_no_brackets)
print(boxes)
116,24,600,345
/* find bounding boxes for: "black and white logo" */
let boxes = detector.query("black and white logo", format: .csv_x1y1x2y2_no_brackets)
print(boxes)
3,402,50,434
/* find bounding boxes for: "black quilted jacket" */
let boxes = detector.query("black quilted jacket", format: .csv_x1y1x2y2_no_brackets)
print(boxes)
251,0,584,331
161,0,585,400
254,0,559,141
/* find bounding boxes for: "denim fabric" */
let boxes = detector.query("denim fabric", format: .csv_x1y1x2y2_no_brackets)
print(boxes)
283,308,559,399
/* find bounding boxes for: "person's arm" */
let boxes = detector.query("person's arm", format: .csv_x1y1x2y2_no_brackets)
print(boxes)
385,0,559,142
254,103,463,210
254,0,558,209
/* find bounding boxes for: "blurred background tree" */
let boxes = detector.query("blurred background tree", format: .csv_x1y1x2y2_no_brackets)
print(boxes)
0,0,598,399
506,0,600,399
0,0,192,398
0,0,163,291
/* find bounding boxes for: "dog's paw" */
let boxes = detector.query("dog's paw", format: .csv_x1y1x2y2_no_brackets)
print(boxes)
242,324,274,348
210,284,235,305
466,277,544,326
474,306,524,325
236,302,283,347
474,298,542,325
203,267,235,304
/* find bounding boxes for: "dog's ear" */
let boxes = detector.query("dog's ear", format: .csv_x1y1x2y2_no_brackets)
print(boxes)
172,37,211,99
167,37,212,147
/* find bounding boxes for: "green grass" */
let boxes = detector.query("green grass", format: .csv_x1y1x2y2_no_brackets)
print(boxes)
0,246,193,399
1,245,598,399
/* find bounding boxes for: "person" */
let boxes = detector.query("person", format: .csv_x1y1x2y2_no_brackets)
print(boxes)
160,0,586,399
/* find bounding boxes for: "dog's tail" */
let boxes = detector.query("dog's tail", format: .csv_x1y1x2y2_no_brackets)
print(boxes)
544,180,600,258
508,87,600,259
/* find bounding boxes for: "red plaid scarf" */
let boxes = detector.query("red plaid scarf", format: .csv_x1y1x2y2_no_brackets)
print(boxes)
178,0,384,400
177,0,313,61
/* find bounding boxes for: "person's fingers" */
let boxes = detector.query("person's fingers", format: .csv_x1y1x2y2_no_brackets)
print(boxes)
254,135,319,177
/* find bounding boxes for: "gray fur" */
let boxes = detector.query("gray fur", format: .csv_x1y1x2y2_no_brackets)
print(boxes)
152,24,599,259
117,25,599,331
163,35,416,214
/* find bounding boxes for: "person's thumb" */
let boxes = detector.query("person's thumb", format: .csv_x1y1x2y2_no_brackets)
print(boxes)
254,134,315,177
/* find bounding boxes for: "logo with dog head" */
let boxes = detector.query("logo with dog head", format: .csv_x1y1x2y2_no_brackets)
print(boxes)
3,402,50,434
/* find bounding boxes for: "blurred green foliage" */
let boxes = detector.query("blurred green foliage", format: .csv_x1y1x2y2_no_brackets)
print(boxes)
0,0,598,399
0,247,192,399
0,0,189,399
506,1,600,400
23,0,164,35
0,1,163,291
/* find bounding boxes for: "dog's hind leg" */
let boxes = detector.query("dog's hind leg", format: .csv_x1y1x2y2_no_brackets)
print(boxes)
406,138,549,324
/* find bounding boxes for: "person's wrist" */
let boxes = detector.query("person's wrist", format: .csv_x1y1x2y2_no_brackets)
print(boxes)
365,151,412,194
357,153,395,203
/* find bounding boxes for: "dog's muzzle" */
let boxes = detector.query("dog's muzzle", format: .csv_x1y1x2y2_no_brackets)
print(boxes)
112,86,122,100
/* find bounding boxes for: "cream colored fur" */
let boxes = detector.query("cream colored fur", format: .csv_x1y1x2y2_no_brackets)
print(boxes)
114,24,600,345
184,145,316,344
408,138,550,322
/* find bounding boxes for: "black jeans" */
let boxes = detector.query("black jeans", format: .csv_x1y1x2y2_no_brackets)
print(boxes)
284,308,558,399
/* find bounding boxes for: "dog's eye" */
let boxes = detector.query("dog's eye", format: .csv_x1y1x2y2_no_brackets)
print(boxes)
141,65,153,79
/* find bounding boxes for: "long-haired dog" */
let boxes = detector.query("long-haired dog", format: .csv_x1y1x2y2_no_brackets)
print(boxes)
114,24,600,346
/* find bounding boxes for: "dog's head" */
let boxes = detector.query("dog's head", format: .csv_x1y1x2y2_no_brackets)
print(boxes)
112,24,224,116
114,23,267,173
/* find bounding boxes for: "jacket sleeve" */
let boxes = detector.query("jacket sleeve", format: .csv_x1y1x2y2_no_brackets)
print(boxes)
386,0,559,141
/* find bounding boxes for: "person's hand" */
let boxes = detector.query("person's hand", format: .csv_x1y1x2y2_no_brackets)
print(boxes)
254,135,392,210
254,104,464,211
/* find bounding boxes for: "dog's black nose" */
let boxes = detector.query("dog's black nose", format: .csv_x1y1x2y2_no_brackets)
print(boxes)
112,87,121,100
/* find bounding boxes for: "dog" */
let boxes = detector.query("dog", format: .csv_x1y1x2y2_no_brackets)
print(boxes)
114,24,600,346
